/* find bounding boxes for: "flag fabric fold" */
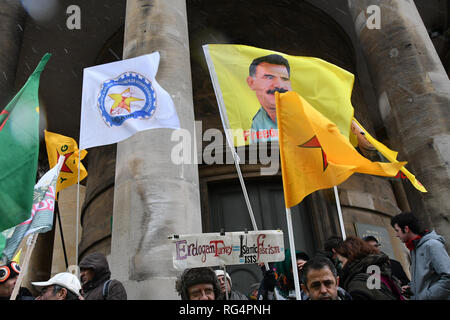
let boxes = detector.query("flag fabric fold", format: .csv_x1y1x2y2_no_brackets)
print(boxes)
44,130,88,193
0,53,51,233
79,52,180,150
351,118,427,193
277,91,405,208
0,156,64,260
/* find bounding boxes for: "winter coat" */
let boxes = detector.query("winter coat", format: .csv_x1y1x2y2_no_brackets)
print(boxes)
340,253,403,300
409,230,450,300
79,253,127,300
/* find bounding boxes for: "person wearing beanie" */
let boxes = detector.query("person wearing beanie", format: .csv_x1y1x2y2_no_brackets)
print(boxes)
175,267,221,300
0,260,33,300
78,252,127,300
214,269,248,300
33,272,82,300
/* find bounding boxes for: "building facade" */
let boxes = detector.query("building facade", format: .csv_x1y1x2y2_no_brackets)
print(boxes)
1,0,449,299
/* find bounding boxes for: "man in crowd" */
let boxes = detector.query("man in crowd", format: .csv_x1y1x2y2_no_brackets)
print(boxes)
0,260,33,300
363,235,410,287
79,252,127,300
391,212,450,300
32,272,82,300
175,267,221,300
214,269,248,300
301,256,351,300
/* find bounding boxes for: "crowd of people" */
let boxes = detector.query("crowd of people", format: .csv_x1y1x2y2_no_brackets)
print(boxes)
175,212,450,300
1,211,448,300
0,252,127,300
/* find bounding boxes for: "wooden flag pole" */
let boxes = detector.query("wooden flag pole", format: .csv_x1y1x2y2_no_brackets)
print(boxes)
10,233,38,300
285,207,301,300
333,186,346,240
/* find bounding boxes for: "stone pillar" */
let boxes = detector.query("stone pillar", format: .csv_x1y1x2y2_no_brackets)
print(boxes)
110,0,202,299
347,0,450,244
0,0,26,107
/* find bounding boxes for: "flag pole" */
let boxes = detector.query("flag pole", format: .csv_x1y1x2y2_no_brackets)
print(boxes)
333,186,346,240
285,207,301,300
75,154,81,267
10,233,38,300
203,45,269,270
203,45,257,228
55,201,69,269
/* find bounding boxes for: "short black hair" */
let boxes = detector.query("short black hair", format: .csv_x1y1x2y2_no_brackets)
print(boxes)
301,257,338,288
53,285,79,300
362,236,378,243
391,212,424,234
324,236,343,252
249,54,290,77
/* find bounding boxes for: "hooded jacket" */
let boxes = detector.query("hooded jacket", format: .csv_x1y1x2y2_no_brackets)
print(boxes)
79,253,127,300
340,253,402,300
409,230,450,300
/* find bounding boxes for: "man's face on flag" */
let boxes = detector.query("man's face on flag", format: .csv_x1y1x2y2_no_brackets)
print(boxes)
246,62,292,113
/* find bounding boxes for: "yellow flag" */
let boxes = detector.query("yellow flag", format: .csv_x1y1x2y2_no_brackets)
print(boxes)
44,130,87,193
204,44,355,146
277,92,405,208
351,118,427,192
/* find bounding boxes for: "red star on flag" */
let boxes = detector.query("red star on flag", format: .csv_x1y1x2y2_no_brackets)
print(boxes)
299,135,328,171
56,150,74,173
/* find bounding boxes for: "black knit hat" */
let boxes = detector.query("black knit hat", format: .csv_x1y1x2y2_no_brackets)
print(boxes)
175,267,221,300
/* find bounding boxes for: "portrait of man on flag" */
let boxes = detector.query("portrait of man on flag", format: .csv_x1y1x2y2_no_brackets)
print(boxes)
203,44,355,147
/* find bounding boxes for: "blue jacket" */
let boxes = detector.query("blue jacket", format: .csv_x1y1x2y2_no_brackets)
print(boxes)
410,230,450,300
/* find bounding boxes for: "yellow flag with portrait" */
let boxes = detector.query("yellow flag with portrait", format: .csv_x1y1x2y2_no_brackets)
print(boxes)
203,44,355,146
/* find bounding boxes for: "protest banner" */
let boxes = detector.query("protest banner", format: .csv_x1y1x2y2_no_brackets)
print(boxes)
170,230,284,270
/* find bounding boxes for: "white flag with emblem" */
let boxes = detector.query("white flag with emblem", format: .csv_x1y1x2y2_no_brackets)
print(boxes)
79,52,180,150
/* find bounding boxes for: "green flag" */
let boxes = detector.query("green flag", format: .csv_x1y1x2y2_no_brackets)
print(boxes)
0,54,51,239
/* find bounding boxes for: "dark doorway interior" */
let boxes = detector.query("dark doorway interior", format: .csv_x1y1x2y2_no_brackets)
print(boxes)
207,179,316,295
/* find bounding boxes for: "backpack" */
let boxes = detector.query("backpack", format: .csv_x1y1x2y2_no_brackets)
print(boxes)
102,279,112,299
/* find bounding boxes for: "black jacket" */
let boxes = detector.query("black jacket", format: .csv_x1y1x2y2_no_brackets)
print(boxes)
340,253,403,300
79,252,127,300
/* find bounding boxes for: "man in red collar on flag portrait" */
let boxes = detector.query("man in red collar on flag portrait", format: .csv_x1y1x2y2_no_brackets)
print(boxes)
391,212,450,300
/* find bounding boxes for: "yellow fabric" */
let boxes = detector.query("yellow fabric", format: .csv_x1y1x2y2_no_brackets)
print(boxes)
351,118,427,193
12,248,21,264
206,44,355,146
44,130,87,193
277,92,405,208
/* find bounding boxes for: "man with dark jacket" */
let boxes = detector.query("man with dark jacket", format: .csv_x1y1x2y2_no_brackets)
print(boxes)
301,257,352,300
79,252,127,300
391,212,450,300
363,235,410,287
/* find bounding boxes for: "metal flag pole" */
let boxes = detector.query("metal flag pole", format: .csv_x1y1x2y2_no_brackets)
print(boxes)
55,201,69,269
75,153,81,267
333,186,346,239
203,45,269,270
285,207,301,300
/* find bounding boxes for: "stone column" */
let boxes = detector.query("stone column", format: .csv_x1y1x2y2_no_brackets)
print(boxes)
347,0,450,244
0,0,26,107
110,0,202,299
